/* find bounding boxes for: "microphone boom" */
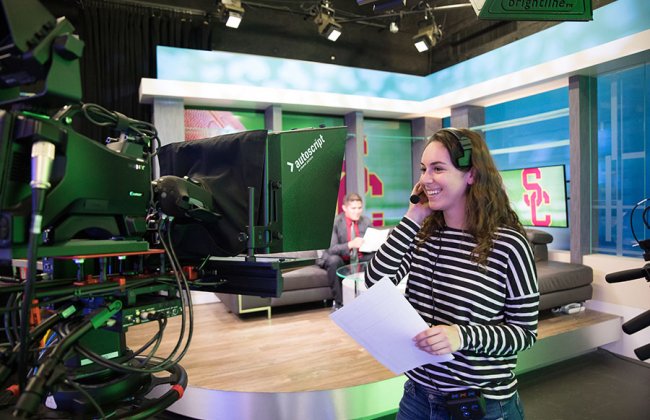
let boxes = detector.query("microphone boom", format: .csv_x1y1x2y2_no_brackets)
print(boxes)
410,194,422,204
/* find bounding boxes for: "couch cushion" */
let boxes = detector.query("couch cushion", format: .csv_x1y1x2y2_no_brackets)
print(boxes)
266,250,320,259
539,285,593,311
281,265,329,291
536,260,593,294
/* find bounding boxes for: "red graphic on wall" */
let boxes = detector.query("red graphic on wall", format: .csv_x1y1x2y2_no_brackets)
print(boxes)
365,167,384,197
184,110,246,140
337,160,346,213
522,168,551,226
371,212,385,226
363,136,385,226
337,136,385,226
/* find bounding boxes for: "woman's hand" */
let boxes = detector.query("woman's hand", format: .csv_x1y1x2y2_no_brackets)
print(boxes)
413,325,461,355
405,182,432,225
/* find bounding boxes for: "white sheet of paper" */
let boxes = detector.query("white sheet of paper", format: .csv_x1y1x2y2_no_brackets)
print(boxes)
359,228,390,253
330,277,453,374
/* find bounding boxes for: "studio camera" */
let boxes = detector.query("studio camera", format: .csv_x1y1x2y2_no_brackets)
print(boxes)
0,0,346,417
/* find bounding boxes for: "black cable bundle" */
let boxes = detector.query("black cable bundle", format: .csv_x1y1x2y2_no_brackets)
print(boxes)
80,102,161,153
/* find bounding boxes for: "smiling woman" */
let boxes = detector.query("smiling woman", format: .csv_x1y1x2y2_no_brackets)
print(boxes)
366,127,538,420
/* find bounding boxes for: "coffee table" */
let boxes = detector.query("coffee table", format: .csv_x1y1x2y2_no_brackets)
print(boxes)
336,262,369,306
337,262,409,305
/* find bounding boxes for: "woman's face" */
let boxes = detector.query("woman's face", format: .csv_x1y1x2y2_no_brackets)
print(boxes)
419,141,474,229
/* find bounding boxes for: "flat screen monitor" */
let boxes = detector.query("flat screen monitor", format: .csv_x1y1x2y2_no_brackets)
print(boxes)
157,126,347,258
500,164,568,228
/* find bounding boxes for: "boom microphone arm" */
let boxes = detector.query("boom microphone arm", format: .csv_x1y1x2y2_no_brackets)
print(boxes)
622,309,650,335
606,263,650,360
605,263,650,284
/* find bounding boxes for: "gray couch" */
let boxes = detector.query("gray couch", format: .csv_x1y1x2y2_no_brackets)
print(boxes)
526,229,593,311
216,229,593,316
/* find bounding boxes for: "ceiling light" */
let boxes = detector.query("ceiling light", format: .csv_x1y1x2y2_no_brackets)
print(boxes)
320,17,342,41
412,22,442,52
314,1,342,42
218,0,245,29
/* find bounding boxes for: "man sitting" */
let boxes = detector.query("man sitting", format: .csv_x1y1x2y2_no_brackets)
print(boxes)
320,192,374,310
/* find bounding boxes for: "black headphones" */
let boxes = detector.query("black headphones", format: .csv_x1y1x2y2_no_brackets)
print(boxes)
439,128,472,169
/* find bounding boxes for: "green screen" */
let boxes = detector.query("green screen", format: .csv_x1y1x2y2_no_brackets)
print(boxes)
282,113,344,131
363,119,413,227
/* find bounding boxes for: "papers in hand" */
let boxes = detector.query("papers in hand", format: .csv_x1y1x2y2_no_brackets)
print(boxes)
329,277,453,374
359,228,390,253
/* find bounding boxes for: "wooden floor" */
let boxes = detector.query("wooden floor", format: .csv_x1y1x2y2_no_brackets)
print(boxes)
125,301,618,393
536,308,619,337
126,301,395,392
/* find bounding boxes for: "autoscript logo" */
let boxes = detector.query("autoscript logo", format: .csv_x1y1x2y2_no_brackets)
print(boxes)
286,134,326,173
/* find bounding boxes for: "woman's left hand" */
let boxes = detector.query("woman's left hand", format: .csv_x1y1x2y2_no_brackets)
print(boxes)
405,182,432,225
413,325,461,355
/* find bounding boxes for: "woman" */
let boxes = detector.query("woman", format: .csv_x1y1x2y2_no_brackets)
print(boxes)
365,128,538,420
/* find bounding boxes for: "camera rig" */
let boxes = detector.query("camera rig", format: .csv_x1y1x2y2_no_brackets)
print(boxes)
605,198,650,361
0,0,345,418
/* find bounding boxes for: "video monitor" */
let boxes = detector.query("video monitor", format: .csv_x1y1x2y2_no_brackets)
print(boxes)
157,126,347,258
500,164,568,228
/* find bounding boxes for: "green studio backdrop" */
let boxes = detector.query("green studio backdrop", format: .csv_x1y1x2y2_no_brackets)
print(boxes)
363,119,413,227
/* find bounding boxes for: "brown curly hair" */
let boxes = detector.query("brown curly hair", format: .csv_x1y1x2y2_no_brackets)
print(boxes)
417,128,525,267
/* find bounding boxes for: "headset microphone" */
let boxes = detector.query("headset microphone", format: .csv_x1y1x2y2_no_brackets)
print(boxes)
439,128,472,169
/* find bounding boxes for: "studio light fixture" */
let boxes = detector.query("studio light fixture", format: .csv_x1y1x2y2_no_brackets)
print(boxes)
314,0,342,42
218,0,245,29
412,14,442,53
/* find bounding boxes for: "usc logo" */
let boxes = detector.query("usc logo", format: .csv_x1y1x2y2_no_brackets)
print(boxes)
522,168,551,226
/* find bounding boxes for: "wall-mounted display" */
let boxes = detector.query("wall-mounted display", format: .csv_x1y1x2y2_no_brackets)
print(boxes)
501,164,568,228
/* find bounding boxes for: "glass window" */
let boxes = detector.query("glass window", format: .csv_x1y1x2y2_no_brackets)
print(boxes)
479,88,571,250
596,63,649,257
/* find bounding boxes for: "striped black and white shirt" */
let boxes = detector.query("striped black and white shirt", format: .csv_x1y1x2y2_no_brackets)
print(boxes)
365,217,539,400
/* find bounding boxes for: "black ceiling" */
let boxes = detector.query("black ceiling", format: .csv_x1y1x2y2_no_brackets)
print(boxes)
106,0,612,76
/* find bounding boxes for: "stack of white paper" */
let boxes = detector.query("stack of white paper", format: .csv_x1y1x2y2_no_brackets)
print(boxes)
330,278,453,374
359,228,390,253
